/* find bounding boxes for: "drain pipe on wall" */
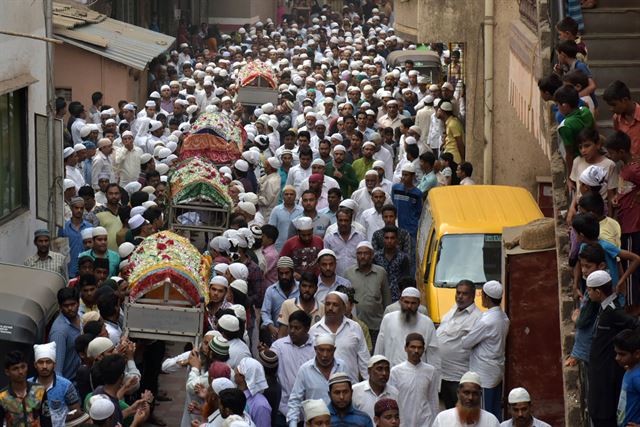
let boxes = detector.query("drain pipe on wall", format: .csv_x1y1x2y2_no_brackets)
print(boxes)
483,0,495,184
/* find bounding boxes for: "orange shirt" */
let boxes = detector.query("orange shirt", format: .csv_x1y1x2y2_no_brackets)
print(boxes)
613,103,640,158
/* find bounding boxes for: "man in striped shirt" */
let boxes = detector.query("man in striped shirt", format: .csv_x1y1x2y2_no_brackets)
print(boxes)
24,229,67,280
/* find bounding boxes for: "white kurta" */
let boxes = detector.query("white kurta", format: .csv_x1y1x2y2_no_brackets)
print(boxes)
65,165,85,191
258,172,281,220
389,361,440,427
115,146,142,187
460,307,510,388
432,408,500,427
352,380,399,424
374,311,440,370
437,304,482,381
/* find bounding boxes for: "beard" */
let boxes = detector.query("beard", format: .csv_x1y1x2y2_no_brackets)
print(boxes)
400,307,417,323
456,403,481,425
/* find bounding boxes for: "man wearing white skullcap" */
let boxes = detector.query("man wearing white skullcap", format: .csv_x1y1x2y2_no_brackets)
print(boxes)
461,281,510,421
88,395,116,424
114,129,142,187
432,371,500,426
502,387,551,427
30,342,82,424
308,290,370,384
217,314,251,369
375,286,440,369
437,279,482,409
287,332,346,426
258,156,282,219
302,399,331,425
351,354,398,423
280,216,324,275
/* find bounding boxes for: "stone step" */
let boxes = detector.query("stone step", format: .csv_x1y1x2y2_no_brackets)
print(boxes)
581,33,640,61
588,59,640,90
582,7,640,34
595,0,640,7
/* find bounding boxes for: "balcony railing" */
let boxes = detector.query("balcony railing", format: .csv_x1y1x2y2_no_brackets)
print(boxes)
519,0,538,32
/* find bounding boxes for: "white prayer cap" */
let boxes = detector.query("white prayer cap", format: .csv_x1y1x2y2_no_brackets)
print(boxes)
234,159,249,172
401,163,416,174
330,133,343,142
218,314,240,332
440,101,453,112
157,148,171,159
128,214,145,229
140,153,153,164
401,287,421,299
508,387,531,404
81,228,94,240
371,187,385,195
231,304,247,321
339,199,358,211
459,371,482,386
314,333,336,347
209,276,229,288
587,270,612,288
80,125,92,137
365,169,378,178
405,136,417,146
230,279,248,295
367,355,389,368
267,157,281,169
149,120,163,132
212,378,235,395
372,160,385,169
122,130,134,138
317,249,336,260
144,100,156,108
130,206,146,217
293,216,313,230
62,178,76,191
156,163,170,175
327,291,348,306
73,143,86,152
228,263,249,281
118,242,135,259
362,141,376,149
87,337,114,358
238,201,256,216
311,158,325,167
303,399,330,422
141,186,156,194
92,226,108,237
124,182,142,195
333,145,346,153
89,395,115,421
356,241,374,251
482,280,503,299
63,147,75,159
33,342,56,362
142,201,157,209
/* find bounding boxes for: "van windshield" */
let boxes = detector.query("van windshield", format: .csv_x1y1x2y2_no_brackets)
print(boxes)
434,234,502,288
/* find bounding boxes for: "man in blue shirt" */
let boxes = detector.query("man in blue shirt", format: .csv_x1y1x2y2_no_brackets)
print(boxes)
30,342,81,426
327,372,373,427
615,329,640,426
48,288,82,382
58,197,92,278
391,163,422,275
268,186,303,252
261,257,299,343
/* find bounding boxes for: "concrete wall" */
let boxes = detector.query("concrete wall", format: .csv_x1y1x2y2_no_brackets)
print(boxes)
394,0,550,194
0,1,48,264
492,0,550,193
207,0,275,26
54,44,141,109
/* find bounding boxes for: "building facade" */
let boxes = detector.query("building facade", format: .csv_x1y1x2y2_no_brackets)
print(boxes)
0,1,53,264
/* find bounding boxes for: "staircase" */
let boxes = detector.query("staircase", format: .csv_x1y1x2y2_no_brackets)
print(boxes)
580,0,640,133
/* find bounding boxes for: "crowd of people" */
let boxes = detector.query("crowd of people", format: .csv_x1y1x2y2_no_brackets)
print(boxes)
534,11,640,427
15,1,640,427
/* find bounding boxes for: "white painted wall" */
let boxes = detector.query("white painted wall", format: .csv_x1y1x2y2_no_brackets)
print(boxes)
0,1,49,264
